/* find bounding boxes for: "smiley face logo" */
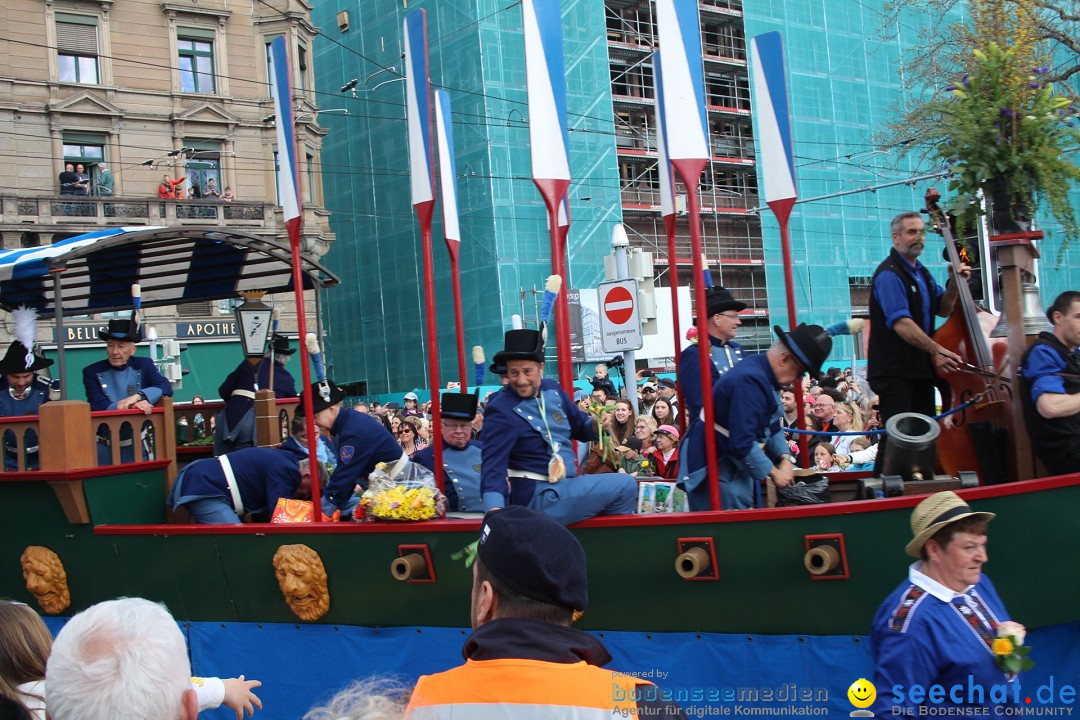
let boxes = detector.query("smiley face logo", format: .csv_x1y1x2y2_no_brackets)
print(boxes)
847,678,876,709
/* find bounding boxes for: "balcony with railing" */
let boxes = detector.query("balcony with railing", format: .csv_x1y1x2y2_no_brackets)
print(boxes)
1,195,271,230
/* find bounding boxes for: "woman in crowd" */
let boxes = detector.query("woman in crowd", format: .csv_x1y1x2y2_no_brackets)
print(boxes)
647,424,680,479
397,416,426,458
870,492,1019,717
634,415,658,456
651,398,675,428
831,401,866,456
0,600,51,720
388,413,402,437
609,399,637,447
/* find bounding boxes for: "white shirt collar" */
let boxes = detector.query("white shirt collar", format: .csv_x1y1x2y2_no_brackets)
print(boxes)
909,561,974,603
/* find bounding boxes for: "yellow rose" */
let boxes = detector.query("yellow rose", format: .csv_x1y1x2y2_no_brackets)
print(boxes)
992,637,1014,656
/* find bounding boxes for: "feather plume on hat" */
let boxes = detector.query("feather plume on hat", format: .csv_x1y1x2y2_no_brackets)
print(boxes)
305,332,331,401
13,306,39,369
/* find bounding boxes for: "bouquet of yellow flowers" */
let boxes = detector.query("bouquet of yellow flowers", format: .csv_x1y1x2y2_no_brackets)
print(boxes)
355,460,446,522
992,621,1034,675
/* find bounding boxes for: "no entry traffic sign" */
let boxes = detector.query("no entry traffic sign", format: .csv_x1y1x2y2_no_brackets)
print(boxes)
598,280,643,353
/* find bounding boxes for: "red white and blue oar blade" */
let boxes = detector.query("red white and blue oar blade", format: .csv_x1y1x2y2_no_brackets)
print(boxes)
523,0,570,184
655,0,709,163
651,52,676,218
434,89,460,243
269,37,301,228
404,9,434,207
749,32,797,205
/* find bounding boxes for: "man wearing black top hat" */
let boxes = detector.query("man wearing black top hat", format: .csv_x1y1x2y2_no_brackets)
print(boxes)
214,333,298,454
678,286,745,423
83,317,173,464
479,328,637,525
414,391,484,512
681,324,832,510
0,309,56,469
405,507,687,718
298,380,404,518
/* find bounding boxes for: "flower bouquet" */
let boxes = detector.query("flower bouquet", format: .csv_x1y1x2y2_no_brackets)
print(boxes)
992,621,1034,674
355,460,446,522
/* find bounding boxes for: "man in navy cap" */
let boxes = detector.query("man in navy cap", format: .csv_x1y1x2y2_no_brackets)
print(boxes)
300,380,405,518
168,446,317,523
214,333,298,455
479,328,636,525
0,308,55,469
679,286,745,424
405,507,687,719
682,324,832,510
414,392,484,513
83,317,173,464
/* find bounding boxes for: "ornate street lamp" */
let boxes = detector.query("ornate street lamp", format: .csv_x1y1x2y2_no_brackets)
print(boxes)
234,291,272,358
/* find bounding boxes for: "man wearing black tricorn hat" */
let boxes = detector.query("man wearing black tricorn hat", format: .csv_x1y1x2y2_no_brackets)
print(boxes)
0,308,56,469
405,507,687,718
215,333,298,455
479,328,636,525
681,324,832,510
83,314,173,464
678,285,746,424
414,391,484,513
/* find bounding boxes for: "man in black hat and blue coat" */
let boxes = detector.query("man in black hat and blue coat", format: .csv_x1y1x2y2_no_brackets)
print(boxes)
214,333,298,455
299,380,404,518
479,328,637,525
681,324,832,510
83,317,173,464
0,308,56,469
414,391,484,512
678,286,746,423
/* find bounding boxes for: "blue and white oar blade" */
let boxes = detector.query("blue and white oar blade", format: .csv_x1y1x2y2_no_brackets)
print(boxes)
269,37,301,223
655,0,709,162
523,0,570,181
750,32,797,203
404,10,434,206
652,52,676,217
434,90,461,242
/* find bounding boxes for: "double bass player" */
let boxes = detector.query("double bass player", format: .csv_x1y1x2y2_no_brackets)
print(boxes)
868,210,972,423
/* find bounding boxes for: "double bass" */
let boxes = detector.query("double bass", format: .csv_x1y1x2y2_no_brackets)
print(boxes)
926,188,1014,484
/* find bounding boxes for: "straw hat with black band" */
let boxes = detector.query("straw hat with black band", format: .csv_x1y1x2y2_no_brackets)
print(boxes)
905,491,996,558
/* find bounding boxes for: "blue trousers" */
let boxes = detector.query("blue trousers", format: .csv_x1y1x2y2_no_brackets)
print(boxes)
322,494,361,520
184,497,243,524
528,472,638,525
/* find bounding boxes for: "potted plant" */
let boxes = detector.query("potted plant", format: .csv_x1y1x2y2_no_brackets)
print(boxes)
899,0,1080,245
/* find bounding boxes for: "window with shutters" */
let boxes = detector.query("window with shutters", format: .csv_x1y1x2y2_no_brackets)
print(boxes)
178,29,216,94
56,14,99,85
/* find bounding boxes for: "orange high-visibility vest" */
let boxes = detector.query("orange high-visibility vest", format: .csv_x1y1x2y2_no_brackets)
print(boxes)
405,657,657,719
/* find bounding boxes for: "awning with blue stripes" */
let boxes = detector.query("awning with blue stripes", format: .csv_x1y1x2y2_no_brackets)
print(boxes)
0,226,339,318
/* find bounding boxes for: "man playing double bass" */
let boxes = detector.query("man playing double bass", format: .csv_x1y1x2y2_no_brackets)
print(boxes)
868,211,971,423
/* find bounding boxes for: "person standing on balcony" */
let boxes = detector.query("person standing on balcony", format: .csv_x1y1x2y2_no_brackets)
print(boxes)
82,316,173,464
0,308,55,470
72,164,89,196
214,333,297,455
203,177,221,200
96,163,114,196
158,174,186,199
58,163,79,195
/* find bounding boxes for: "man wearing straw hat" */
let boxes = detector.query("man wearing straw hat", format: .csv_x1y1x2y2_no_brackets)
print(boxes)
480,328,637,525
0,308,55,469
870,491,1020,718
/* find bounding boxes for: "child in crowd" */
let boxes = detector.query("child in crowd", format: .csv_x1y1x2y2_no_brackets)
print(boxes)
586,363,618,399
812,442,843,472
614,437,652,478
845,436,876,471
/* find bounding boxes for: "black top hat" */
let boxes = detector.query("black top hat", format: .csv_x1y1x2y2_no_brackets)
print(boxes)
98,318,142,343
441,391,479,420
295,380,347,417
0,341,53,374
489,329,545,373
269,333,296,355
705,287,747,316
774,324,832,379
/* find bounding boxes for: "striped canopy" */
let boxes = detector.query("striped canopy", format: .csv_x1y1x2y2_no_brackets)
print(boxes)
0,226,339,319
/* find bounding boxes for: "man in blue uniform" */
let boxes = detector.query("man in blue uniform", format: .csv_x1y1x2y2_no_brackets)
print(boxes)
678,286,746,423
300,380,405,518
168,446,315,523
480,328,637,525
681,324,831,510
1020,290,1080,476
82,317,173,464
415,391,483,512
215,333,298,454
0,334,54,470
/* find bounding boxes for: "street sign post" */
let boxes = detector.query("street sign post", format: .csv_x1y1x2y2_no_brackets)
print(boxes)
598,279,643,354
